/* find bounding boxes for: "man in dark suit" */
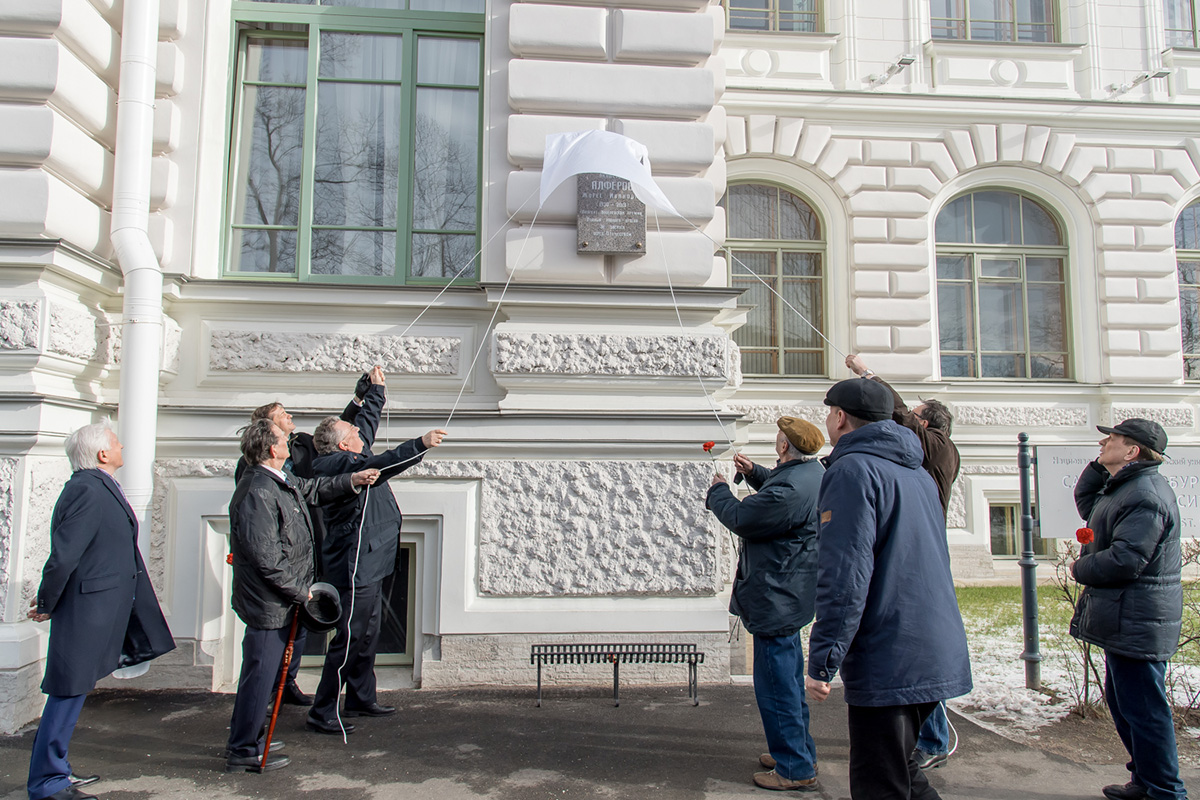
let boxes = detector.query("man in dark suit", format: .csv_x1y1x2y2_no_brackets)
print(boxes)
306,366,446,733
225,420,377,772
26,422,175,800
232,384,362,707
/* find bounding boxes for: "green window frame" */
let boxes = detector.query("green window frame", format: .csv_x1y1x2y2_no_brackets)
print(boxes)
224,1,485,285
989,503,1053,558
935,190,1070,380
1165,0,1200,47
931,0,1057,42
1176,201,1200,380
726,0,820,33
723,183,826,377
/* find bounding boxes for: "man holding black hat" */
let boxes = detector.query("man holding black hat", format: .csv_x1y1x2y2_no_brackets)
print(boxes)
1071,418,1187,800
225,420,378,773
806,379,972,800
706,417,825,792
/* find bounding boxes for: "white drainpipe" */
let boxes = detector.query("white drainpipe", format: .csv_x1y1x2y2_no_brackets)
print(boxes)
112,0,162,551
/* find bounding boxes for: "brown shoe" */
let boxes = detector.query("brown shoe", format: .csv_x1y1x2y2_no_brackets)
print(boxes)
753,770,819,792
760,753,777,769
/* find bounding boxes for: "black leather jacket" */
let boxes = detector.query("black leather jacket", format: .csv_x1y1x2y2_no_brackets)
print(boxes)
229,465,356,629
1070,460,1183,661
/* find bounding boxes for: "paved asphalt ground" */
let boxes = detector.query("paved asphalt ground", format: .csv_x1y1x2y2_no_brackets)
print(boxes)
1,683,1195,799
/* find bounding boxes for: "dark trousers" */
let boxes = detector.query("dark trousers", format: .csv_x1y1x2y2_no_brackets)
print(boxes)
847,701,941,800
311,581,383,721
227,625,290,758
753,632,817,780
275,627,306,687
1105,651,1188,800
27,694,86,800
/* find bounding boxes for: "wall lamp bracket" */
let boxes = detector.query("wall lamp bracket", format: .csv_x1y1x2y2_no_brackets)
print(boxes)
866,53,917,88
1108,68,1172,96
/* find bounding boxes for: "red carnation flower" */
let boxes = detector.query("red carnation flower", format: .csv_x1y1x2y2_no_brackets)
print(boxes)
226,553,234,565
703,441,715,453
1076,527,1094,545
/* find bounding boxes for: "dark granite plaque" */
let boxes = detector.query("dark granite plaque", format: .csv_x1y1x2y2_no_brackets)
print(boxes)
576,172,646,254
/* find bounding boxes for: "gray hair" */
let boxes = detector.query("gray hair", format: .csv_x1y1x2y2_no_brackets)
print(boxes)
313,416,348,455
65,421,115,472
241,419,281,466
783,441,804,461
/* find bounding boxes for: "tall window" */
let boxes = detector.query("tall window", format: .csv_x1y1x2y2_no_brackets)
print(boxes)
931,0,1056,42
226,1,484,284
935,190,1069,379
1177,201,1200,379
727,0,820,32
1166,0,1200,47
723,184,825,376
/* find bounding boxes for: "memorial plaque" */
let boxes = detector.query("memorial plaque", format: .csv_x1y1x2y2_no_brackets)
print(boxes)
576,172,646,254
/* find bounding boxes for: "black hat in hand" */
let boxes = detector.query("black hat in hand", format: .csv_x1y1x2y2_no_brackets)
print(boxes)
355,372,372,399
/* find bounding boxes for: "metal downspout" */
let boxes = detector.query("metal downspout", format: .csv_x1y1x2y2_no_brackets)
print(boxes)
112,0,162,553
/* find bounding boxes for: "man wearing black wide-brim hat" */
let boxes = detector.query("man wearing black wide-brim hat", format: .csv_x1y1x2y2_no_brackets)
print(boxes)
1070,418,1187,800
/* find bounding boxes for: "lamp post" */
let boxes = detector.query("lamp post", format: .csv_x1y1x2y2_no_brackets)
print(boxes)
1018,432,1042,691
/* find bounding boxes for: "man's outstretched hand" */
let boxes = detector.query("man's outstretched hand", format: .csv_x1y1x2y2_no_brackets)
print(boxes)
423,429,448,448
351,469,381,486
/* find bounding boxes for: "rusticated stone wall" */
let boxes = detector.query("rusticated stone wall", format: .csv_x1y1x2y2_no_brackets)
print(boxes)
0,302,39,350
0,458,16,620
19,458,73,618
953,404,1088,428
1109,405,1195,428
492,332,730,379
208,331,460,376
150,459,235,597
418,460,719,596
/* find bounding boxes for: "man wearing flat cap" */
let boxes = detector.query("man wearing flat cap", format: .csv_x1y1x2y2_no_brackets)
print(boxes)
806,379,971,800
706,417,825,792
1070,419,1186,800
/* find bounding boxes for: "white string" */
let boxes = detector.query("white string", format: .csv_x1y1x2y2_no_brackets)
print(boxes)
651,208,735,449
677,214,847,360
442,207,543,430
333,481,370,743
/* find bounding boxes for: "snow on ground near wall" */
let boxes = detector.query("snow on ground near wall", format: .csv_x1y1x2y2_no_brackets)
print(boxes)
952,628,1074,731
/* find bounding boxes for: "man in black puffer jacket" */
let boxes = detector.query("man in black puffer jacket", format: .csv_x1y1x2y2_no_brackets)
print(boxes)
707,417,825,793
1070,418,1186,800
225,420,377,773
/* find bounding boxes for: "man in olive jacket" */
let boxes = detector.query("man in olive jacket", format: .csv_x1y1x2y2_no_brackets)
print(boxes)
1070,419,1186,800
225,420,377,772
707,417,825,792
27,422,175,800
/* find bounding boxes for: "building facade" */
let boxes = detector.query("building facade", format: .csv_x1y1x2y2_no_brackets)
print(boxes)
1,0,1199,731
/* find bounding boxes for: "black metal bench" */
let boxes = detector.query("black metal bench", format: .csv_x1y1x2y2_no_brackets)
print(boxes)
530,643,705,707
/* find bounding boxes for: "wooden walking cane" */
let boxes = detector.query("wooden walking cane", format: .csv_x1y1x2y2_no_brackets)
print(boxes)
261,605,301,771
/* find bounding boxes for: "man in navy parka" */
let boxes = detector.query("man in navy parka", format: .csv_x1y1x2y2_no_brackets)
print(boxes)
805,378,971,800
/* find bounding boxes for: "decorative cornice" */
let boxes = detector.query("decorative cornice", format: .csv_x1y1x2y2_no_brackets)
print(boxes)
208,331,461,375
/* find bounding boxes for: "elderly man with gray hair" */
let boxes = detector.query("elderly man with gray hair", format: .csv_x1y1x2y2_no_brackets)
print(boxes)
26,422,175,800
306,367,446,733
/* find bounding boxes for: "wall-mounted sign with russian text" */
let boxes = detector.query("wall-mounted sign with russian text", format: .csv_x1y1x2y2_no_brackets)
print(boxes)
1035,445,1200,538
577,172,646,254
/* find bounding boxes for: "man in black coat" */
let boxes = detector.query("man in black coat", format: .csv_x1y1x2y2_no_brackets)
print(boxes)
26,422,175,800
232,385,361,706
706,417,825,792
225,420,378,772
1070,419,1186,800
306,366,446,733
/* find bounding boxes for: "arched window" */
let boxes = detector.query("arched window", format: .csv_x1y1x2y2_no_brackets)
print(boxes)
935,190,1069,379
1176,201,1200,379
723,183,825,376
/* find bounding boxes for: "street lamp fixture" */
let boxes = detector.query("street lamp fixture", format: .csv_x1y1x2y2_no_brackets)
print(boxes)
867,54,917,89
1108,68,1172,96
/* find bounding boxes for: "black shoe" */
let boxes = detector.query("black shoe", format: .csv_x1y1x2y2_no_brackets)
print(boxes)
913,749,949,770
306,715,355,734
342,702,395,717
45,786,97,800
1103,783,1149,800
281,682,313,706
222,741,285,758
225,752,290,773
68,774,100,788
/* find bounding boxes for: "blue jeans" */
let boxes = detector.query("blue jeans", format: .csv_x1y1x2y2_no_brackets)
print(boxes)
916,702,949,755
753,632,817,781
1105,652,1188,800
